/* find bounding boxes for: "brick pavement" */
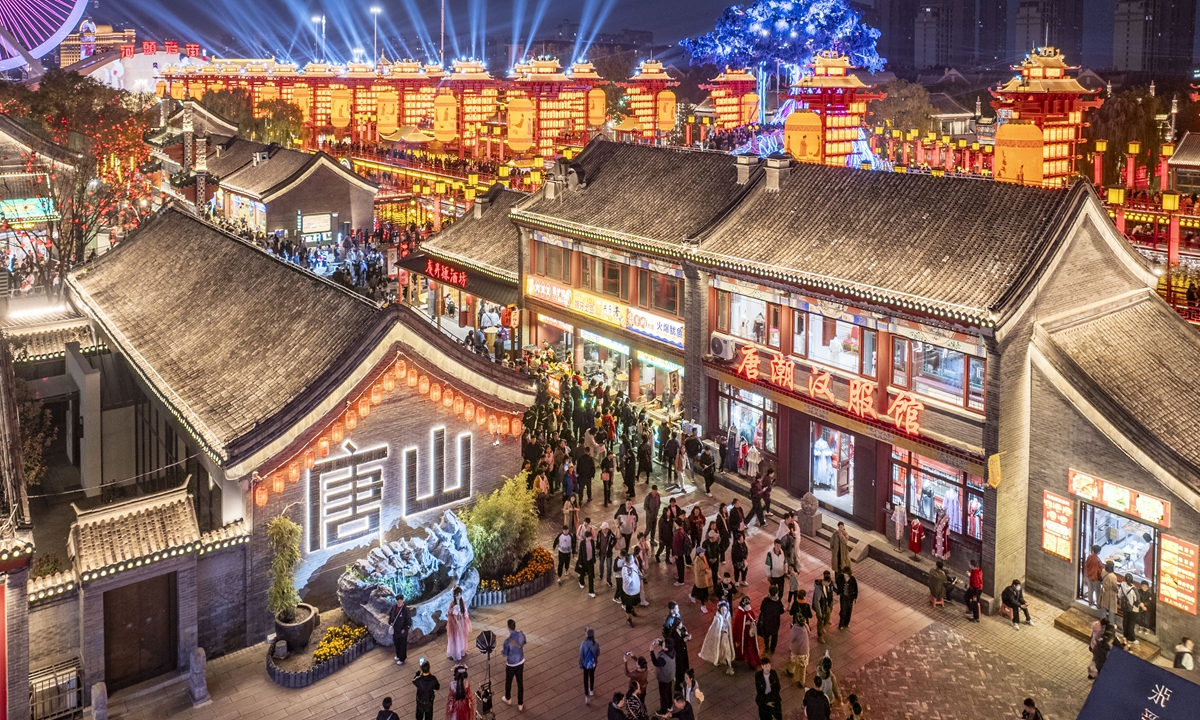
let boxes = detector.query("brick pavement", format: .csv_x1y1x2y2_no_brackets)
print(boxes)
107,468,1095,720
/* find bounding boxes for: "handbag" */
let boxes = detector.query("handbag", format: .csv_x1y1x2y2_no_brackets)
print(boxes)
694,689,705,704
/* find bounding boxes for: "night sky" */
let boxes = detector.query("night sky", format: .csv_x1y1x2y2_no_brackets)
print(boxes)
97,0,1197,70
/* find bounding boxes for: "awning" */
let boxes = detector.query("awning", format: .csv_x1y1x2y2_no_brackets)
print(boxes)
397,253,519,307
381,126,435,144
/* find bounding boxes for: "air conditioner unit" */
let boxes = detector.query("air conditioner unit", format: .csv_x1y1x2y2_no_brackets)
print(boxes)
710,333,737,361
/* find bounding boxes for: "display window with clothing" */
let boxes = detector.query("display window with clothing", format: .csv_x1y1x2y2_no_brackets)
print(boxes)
889,446,984,543
716,382,777,475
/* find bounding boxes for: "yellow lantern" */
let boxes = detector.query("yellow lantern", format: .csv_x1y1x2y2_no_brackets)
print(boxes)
408,368,419,388
586,87,606,126
330,87,352,129
377,90,400,135
1127,141,1141,155
1095,139,1108,152
430,383,442,403
507,97,534,152
1163,191,1180,212
358,396,371,418
1107,186,1126,205
656,90,677,133
331,421,344,444
434,92,458,142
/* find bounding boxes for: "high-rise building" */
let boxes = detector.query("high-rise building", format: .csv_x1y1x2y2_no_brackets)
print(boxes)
1146,0,1196,74
914,3,954,69
1113,0,1150,72
873,0,1006,71
1013,0,1084,63
57,19,135,67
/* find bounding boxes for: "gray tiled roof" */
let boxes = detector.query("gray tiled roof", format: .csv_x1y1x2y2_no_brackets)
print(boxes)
203,136,270,178
928,93,972,117
219,147,317,198
423,187,526,279
1040,293,1200,490
68,485,200,574
68,205,386,458
695,163,1081,315
1168,132,1200,168
514,139,757,243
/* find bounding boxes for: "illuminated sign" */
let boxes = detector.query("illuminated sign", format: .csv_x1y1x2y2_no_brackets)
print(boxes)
547,376,561,397
538,314,573,333
807,366,834,403
570,289,626,327
301,213,331,234
185,43,201,57
847,379,878,420
425,258,467,289
308,441,387,552
1042,491,1073,561
142,41,158,55
527,276,572,308
769,354,794,392
638,351,684,376
0,197,57,223
580,328,630,355
165,41,179,54
625,307,685,348
120,44,134,58
887,393,924,436
736,345,760,381
1159,534,1198,615
1067,469,1170,527
402,428,472,516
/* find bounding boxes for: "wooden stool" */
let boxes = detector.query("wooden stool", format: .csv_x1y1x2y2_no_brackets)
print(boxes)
930,595,945,608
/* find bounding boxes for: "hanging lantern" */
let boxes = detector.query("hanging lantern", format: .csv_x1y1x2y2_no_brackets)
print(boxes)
383,372,396,393
477,411,488,428
371,384,384,406
512,417,522,438
407,368,419,388
488,414,498,434
331,421,344,444
303,449,315,469
288,462,300,484
254,484,269,507
344,408,358,432
394,359,407,382
453,396,465,415
463,401,475,422
418,374,430,395
318,437,330,458
271,473,285,494
430,383,442,403
442,387,454,409
358,397,371,418
498,416,510,436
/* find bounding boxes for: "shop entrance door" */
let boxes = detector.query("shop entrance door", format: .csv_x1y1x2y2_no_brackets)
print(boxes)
1077,503,1157,631
811,422,854,517
103,572,178,691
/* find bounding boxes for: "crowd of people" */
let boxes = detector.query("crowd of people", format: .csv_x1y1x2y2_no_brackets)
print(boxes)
339,144,506,180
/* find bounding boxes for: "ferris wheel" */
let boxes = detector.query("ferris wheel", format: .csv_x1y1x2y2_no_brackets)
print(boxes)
0,0,89,72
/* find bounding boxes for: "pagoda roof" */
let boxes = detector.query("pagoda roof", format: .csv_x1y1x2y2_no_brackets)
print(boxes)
993,76,1097,95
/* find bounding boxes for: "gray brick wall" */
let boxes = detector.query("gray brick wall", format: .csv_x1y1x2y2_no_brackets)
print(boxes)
28,594,80,667
7,567,30,720
1026,366,1200,650
267,163,375,237
991,211,1150,597
682,261,709,425
196,546,247,658
244,383,522,641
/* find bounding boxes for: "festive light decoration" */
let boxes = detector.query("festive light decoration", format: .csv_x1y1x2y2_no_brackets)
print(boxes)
371,384,384,406
383,372,396,393
454,396,465,415
464,401,476,422
498,416,510,436
331,421,344,444
303,449,316,469
271,473,285,494
358,397,371,418
394,359,407,383
408,368,419,388
442,387,455,409
477,412,488,428
429,383,442,404
681,0,885,75
344,408,358,432
288,462,300,484
419,374,430,395
254,484,269,507
318,437,330,457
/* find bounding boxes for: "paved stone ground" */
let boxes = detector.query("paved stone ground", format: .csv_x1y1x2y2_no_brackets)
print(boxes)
108,467,1095,720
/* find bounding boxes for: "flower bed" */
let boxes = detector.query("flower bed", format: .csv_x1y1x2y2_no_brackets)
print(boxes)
473,547,555,607
267,622,374,688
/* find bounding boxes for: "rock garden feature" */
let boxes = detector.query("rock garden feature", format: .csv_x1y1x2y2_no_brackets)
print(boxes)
337,510,478,646
459,473,553,606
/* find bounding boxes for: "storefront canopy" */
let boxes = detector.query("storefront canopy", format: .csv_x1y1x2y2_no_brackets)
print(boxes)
397,253,519,307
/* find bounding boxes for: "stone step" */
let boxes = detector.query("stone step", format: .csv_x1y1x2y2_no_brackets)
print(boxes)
1053,606,1161,662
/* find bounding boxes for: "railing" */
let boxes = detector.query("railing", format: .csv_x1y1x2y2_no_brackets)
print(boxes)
29,658,83,720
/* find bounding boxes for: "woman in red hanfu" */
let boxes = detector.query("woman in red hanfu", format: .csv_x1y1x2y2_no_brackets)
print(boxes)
732,595,762,670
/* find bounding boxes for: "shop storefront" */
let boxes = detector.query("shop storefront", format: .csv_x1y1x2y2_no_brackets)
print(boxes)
536,313,574,361
580,328,631,396
400,254,519,355
717,381,778,476
890,446,985,543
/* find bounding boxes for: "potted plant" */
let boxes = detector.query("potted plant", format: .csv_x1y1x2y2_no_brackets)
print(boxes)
267,514,318,651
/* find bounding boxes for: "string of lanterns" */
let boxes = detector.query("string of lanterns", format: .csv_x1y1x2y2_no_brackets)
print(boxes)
253,351,524,507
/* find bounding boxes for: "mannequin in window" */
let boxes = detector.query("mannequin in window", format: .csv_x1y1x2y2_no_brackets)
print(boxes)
752,313,766,344
943,490,962,534
746,443,762,478
933,508,951,560
920,482,935,520
724,425,740,472
812,433,834,489
966,496,983,539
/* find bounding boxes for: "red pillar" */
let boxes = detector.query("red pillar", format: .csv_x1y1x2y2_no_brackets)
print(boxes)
1169,214,1182,265
1160,158,1170,191
1093,152,1104,186
1115,208,1126,235
1126,154,1136,188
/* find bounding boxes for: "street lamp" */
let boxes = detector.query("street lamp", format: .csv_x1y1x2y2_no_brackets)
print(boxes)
371,6,381,65
311,15,326,63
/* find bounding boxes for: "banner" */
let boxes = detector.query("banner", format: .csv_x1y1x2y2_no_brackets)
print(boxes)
587,87,607,127
377,90,399,135
1078,649,1200,720
656,90,676,133
330,88,352,129
507,97,535,152
434,93,458,142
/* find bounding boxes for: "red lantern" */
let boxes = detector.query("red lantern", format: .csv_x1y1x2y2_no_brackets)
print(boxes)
442,387,454,408
288,462,300,483
477,411,488,428
394,359,407,382
453,396,465,415
463,402,475,422
254,484,269,507
418,375,430,395
344,409,358,432
318,437,330,458
512,417,522,438
371,384,384,406
303,449,315,469
407,368,419,388
430,383,442,403
498,416,510,436
358,397,371,418
331,421,344,444
488,414,498,434
271,473,285,494
383,372,396,393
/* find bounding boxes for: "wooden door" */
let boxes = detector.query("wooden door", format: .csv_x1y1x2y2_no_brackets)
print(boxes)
103,572,177,691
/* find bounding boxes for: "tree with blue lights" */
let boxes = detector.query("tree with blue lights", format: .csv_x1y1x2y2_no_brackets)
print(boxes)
681,0,885,74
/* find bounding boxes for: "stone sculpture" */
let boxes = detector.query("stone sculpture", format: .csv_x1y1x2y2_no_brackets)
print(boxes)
338,510,478,646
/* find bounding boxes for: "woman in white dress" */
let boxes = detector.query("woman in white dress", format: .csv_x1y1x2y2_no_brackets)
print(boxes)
745,445,762,479
698,601,736,675
446,586,472,662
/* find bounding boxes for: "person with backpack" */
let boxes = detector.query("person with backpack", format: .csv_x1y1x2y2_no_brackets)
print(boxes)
1120,573,1144,645
376,696,400,720
388,594,412,665
1174,636,1195,670
650,638,677,714
411,662,440,720
580,628,600,705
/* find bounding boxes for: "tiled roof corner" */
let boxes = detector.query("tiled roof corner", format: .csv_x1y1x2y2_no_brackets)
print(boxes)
69,484,201,576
